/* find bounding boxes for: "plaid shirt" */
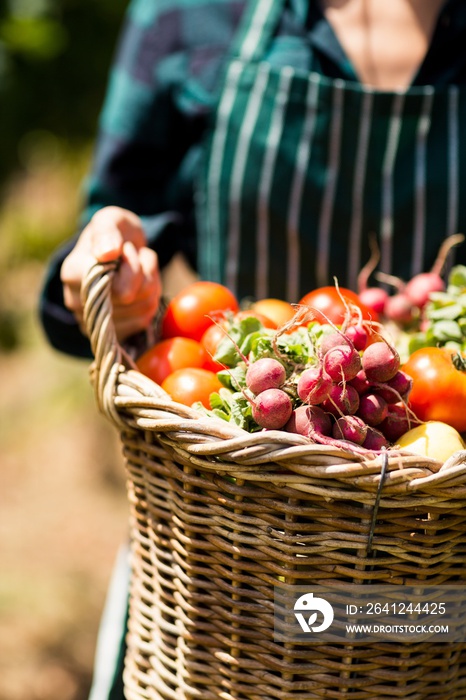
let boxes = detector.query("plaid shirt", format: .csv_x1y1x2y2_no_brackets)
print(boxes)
41,0,466,356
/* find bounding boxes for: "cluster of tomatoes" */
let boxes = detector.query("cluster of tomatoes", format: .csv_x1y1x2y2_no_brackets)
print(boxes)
136,281,299,408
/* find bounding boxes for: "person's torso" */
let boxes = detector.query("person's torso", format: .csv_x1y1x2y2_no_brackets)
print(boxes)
193,0,466,302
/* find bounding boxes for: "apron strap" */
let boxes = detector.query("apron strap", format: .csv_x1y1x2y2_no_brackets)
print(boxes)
230,0,287,62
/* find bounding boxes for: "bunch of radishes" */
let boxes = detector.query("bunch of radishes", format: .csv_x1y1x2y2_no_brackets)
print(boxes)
358,234,464,328
244,357,293,430
240,321,416,454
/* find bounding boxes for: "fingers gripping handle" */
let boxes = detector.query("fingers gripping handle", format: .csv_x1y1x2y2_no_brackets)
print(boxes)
81,260,128,424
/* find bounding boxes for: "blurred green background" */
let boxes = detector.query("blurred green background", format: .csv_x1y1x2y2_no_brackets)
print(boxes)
0,2,135,699
0,0,127,290
0,0,130,349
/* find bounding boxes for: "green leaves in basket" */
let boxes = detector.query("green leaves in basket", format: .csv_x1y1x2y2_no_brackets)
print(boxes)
229,393,256,430
249,325,318,367
217,363,247,391
214,316,273,367
447,264,466,289
195,387,258,431
408,265,466,355
213,314,321,370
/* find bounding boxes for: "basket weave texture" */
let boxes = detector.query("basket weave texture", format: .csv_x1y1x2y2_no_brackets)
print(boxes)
83,262,466,700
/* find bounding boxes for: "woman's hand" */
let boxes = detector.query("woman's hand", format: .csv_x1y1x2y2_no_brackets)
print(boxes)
61,206,162,342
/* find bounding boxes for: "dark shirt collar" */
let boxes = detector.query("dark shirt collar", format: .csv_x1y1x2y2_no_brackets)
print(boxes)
306,0,466,87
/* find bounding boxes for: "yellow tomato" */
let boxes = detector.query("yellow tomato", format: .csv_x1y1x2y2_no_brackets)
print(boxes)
251,298,295,327
396,421,465,464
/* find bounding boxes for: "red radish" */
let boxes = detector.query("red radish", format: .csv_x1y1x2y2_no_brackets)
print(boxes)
321,383,360,416
350,369,372,395
245,357,286,395
404,273,445,309
359,287,389,316
378,402,414,443
387,370,413,397
285,404,332,438
323,344,362,382
374,271,416,325
404,233,464,309
383,292,416,325
319,331,350,355
363,426,389,450
297,367,333,405
376,371,413,404
251,388,292,429
286,405,386,455
345,324,368,351
361,341,400,383
357,392,388,426
333,415,368,445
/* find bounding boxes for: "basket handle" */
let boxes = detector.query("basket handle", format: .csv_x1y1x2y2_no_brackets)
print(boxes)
81,259,120,362
80,258,167,426
80,259,126,421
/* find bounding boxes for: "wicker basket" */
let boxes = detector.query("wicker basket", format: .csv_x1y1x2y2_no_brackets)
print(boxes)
83,261,466,700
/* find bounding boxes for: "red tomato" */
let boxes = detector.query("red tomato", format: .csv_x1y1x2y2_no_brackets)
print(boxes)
402,347,466,433
161,281,239,341
251,298,295,327
161,367,223,408
298,286,378,325
200,310,277,372
200,323,229,372
136,337,207,385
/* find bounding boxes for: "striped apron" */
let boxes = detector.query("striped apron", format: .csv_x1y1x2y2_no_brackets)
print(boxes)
196,0,466,303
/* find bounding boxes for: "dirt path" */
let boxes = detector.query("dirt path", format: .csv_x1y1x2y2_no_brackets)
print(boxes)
0,338,129,700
